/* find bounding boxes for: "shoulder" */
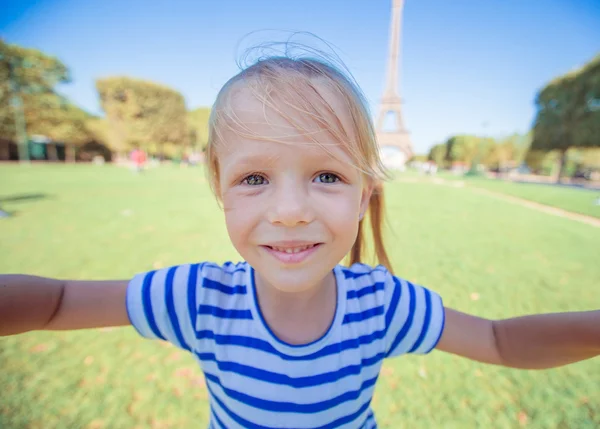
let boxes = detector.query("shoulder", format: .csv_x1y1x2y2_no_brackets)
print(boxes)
338,263,441,298
127,261,250,316
198,261,250,291
338,263,389,285
126,261,249,347
339,263,445,355
129,261,249,290
338,263,390,309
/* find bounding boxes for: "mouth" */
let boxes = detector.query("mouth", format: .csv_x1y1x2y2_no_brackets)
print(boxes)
260,242,323,264
266,243,319,253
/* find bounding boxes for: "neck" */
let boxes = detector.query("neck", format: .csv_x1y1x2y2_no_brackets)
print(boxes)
253,270,338,345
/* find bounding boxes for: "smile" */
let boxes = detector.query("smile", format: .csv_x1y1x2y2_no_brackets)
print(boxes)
270,244,316,254
261,243,322,264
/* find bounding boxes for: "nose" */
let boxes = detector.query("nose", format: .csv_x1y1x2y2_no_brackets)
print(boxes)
267,177,315,226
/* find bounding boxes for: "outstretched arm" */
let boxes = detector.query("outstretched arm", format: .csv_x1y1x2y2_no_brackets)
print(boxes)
436,308,600,369
0,274,129,336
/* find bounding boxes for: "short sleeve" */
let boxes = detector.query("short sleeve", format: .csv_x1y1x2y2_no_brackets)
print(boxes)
383,273,445,357
126,263,201,352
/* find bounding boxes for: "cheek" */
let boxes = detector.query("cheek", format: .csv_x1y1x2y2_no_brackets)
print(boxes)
315,189,362,232
318,188,362,216
222,194,261,245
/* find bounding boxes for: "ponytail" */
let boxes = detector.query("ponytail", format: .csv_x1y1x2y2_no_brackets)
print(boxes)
348,182,393,274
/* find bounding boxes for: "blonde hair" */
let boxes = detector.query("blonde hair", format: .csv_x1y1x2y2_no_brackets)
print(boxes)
205,55,393,273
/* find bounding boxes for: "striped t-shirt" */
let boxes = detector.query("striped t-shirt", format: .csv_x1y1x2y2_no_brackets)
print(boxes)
126,261,445,429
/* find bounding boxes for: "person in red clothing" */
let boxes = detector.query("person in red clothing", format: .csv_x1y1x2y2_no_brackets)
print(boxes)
131,148,147,173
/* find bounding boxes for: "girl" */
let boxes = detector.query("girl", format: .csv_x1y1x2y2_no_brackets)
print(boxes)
1,55,599,429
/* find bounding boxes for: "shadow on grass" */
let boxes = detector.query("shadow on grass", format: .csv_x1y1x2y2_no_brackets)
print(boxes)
0,193,50,217
0,193,49,204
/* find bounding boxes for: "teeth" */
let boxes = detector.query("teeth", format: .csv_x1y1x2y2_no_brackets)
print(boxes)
272,244,315,253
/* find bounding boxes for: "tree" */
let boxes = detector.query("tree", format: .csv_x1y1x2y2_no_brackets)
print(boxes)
427,143,447,167
530,54,600,182
446,134,490,167
482,133,531,170
425,132,532,172
23,94,94,161
409,154,428,163
96,77,188,158
188,107,211,151
0,39,74,161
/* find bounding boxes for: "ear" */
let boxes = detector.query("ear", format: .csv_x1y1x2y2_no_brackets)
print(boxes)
358,181,374,221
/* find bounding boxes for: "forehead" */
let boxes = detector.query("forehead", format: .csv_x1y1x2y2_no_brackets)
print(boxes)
218,77,357,151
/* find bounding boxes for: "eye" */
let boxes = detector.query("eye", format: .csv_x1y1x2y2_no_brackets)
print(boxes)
314,172,341,184
241,173,268,186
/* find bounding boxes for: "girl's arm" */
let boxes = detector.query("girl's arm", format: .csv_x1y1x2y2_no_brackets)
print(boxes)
436,308,600,369
0,274,129,336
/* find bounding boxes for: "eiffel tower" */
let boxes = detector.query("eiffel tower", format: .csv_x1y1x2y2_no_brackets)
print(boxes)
376,0,413,163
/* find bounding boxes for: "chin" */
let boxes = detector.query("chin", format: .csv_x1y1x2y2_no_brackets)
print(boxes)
265,269,321,292
252,262,333,294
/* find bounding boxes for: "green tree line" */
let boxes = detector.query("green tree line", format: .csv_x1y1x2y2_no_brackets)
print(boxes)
1,40,210,161
530,54,600,180
427,54,600,181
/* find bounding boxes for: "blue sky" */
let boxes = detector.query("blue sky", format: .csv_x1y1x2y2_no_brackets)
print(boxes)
1,0,599,154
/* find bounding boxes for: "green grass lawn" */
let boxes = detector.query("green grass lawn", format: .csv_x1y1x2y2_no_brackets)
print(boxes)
1,164,599,429
449,174,600,219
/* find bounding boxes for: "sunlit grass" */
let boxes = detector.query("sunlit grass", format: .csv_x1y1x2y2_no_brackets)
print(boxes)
1,164,598,428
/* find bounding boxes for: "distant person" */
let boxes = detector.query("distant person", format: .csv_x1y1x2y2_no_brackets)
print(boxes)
1,55,598,429
130,148,146,173
189,151,202,167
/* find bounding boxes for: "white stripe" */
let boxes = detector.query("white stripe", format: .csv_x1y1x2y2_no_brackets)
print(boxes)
412,291,445,354
198,288,250,312
345,292,385,319
195,322,386,375
196,353,383,404
148,267,182,346
384,276,410,355
126,273,157,339
206,377,376,429
171,264,199,351
390,281,427,356
351,269,387,288
209,394,245,429
202,263,247,284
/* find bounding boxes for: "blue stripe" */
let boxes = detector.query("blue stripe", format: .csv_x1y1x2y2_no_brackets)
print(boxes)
141,270,166,341
198,305,253,319
384,276,401,335
195,328,386,361
343,306,384,324
341,269,371,279
347,282,385,299
207,383,373,429
203,278,247,295
318,398,372,429
164,266,190,351
204,261,247,274
195,351,385,387
208,388,273,429
362,411,376,429
408,287,432,353
386,279,416,357
341,266,385,279
205,371,378,413
211,409,226,429
188,263,200,337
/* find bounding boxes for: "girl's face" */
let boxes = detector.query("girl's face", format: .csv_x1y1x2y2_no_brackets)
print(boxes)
217,84,372,294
